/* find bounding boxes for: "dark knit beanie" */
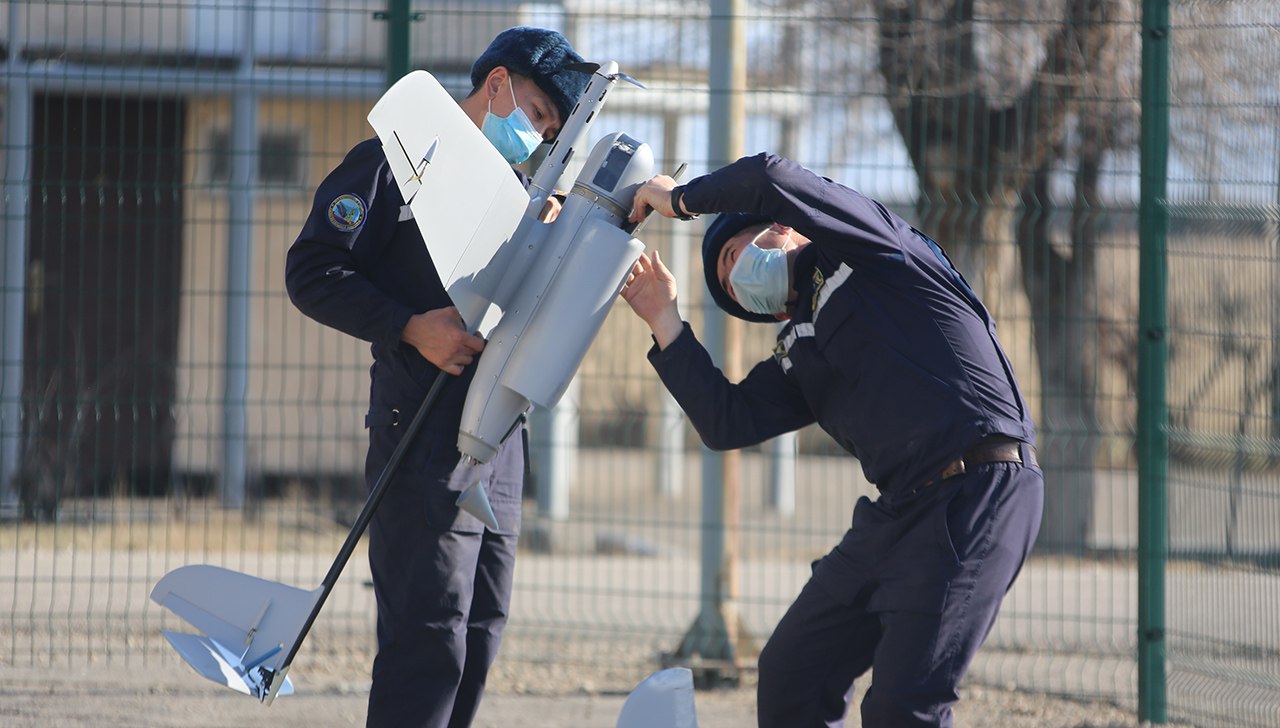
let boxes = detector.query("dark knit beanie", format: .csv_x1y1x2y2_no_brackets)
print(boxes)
701,212,777,323
470,26,591,128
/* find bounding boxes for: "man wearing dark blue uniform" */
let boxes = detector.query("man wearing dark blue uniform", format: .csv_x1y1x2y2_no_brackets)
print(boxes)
622,152,1044,727
285,27,589,728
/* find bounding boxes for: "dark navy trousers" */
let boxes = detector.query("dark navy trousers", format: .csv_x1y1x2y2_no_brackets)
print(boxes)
757,459,1043,727
364,406,525,728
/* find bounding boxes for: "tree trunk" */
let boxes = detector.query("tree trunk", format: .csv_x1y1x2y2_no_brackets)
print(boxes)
1018,166,1101,552
875,0,1119,552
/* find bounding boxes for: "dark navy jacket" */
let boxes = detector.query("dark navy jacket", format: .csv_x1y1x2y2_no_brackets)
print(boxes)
286,138,480,427
286,138,529,534
649,153,1035,496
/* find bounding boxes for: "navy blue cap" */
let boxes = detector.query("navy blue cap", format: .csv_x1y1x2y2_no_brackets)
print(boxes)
701,212,777,323
470,26,591,130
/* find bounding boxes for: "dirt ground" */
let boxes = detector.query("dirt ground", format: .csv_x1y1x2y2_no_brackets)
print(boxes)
0,663,1189,728
0,483,1219,727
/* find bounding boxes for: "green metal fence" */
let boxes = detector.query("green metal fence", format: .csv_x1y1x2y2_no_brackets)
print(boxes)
1159,2,1280,725
2,1,1278,725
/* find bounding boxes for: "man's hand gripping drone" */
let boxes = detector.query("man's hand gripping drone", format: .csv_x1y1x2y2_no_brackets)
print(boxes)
149,62,662,703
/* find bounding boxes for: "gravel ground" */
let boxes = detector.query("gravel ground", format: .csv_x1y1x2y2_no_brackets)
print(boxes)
0,480,1229,727
0,663,1191,727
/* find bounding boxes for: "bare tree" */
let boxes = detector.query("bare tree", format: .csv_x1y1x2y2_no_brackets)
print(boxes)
749,0,1278,551
766,0,1139,550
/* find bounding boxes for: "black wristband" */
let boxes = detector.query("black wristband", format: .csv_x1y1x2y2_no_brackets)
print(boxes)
670,185,698,221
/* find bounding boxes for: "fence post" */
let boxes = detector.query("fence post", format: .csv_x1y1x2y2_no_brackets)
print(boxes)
221,0,257,508
668,0,756,688
1138,0,1170,721
383,0,413,89
658,111,688,499
1,1,31,505
1272,128,1280,440
532,381,577,522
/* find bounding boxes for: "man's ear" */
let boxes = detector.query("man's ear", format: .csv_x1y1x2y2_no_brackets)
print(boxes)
483,66,510,100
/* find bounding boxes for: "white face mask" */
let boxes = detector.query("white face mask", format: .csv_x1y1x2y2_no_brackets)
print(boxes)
481,78,543,164
729,228,792,315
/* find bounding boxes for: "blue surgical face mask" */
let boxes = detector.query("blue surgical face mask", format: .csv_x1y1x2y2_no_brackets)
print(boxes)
482,79,543,164
729,231,792,315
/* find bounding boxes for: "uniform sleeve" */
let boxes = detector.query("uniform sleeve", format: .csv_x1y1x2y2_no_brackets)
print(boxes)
647,323,815,450
679,152,906,263
285,140,417,348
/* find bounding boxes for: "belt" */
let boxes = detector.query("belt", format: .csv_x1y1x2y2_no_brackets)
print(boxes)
915,437,1038,494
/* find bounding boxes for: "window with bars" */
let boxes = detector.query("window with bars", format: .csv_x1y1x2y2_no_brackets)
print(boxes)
207,129,304,187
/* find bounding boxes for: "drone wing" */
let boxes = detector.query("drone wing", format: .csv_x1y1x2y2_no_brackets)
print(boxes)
367,70,529,330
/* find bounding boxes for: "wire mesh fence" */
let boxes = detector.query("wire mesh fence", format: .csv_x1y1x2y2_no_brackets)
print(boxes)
1,1,1278,726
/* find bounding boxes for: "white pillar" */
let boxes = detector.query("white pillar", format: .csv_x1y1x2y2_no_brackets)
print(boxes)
533,378,578,521
658,111,689,499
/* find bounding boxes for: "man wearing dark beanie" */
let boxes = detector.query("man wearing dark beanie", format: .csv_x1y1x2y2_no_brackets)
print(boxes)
285,27,589,728
621,153,1043,728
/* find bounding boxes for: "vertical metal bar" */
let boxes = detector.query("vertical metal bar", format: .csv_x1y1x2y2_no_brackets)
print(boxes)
660,111,687,499
672,0,752,686
1271,128,1280,440
221,0,257,507
769,117,800,515
533,380,576,521
385,0,413,90
704,0,747,625
768,413,796,516
1137,0,1170,721
1,1,31,501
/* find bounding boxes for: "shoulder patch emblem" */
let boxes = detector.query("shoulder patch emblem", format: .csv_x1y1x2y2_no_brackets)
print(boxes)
773,338,788,361
327,193,367,232
810,268,826,312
